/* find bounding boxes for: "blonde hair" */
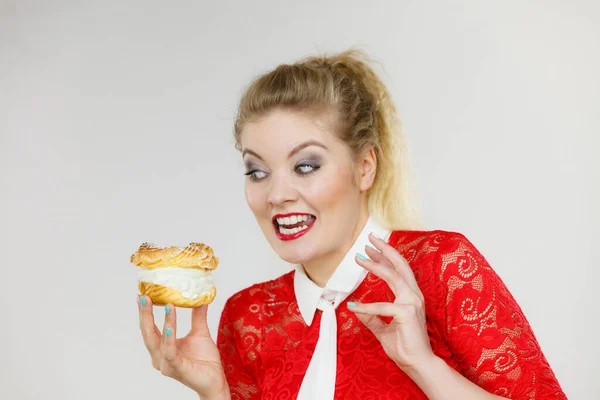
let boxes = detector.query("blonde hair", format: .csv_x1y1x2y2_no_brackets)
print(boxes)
233,47,424,231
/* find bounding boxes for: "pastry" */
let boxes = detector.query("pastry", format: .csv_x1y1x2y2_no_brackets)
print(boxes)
130,242,218,308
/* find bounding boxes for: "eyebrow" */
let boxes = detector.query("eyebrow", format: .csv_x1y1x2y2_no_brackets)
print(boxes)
242,140,328,161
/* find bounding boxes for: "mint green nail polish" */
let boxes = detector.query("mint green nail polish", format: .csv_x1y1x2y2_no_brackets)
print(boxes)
347,302,357,308
166,327,171,337
140,296,146,306
165,305,170,315
356,253,367,260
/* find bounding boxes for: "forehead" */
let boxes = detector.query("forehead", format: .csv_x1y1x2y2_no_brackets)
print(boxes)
240,108,339,151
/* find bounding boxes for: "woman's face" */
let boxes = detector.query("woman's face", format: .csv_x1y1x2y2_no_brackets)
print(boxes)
240,108,375,265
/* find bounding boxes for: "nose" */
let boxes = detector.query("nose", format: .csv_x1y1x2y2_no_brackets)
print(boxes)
267,172,297,206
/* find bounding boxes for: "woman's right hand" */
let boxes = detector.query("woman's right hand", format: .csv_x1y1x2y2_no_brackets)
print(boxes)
137,295,230,399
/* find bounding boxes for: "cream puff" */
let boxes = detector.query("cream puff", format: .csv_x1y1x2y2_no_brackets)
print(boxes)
130,242,218,308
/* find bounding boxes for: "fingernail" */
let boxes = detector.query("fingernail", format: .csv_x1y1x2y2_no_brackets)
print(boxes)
166,327,171,337
371,232,381,239
356,253,367,260
366,244,376,251
140,296,146,306
165,305,170,315
347,302,357,308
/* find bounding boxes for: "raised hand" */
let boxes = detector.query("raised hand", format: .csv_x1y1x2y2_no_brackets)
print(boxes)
349,232,436,372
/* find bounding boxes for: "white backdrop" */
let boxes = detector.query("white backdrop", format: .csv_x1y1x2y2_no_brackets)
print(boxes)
2,1,598,399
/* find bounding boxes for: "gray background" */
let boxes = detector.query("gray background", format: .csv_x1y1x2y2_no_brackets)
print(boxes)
1,1,598,398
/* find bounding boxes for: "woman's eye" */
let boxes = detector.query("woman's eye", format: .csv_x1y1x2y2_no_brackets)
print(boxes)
245,170,268,182
295,164,320,175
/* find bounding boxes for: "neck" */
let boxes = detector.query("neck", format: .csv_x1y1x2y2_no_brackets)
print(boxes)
302,204,370,288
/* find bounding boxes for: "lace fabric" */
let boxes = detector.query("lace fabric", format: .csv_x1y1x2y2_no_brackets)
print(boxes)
216,230,566,399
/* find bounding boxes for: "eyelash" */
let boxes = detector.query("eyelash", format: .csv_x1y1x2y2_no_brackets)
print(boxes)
244,164,320,182
296,163,320,176
244,169,267,182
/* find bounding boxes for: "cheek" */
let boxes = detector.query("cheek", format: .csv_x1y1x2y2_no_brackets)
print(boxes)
245,183,266,215
302,167,357,210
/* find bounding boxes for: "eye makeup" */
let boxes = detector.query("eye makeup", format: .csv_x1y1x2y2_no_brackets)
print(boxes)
295,153,323,166
294,154,323,176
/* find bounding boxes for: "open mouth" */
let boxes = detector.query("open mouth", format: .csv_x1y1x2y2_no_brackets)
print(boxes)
272,213,316,241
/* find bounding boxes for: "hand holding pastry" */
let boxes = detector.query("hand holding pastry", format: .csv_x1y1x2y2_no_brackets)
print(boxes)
132,242,230,399
137,296,229,399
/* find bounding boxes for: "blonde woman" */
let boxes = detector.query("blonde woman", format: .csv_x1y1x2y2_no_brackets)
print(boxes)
137,48,565,399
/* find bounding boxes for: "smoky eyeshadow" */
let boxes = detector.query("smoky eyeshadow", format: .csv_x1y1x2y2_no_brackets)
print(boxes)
244,161,260,171
295,153,323,167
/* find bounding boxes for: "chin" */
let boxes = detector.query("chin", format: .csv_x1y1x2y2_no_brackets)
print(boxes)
272,242,316,265
260,220,319,265
278,252,310,265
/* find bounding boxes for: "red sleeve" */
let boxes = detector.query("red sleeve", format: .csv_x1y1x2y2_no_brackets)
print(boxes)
216,298,261,400
437,233,566,399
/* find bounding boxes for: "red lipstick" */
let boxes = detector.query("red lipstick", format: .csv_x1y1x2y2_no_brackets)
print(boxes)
272,212,316,241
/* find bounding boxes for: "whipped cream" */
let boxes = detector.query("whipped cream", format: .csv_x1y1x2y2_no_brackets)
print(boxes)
138,267,213,299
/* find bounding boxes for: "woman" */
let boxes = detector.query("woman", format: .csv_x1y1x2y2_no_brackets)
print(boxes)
137,48,566,399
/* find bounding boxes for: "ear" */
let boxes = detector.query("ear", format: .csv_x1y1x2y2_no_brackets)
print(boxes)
357,146,377,192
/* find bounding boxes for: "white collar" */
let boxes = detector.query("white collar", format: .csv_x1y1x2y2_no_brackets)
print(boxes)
293,217,391,325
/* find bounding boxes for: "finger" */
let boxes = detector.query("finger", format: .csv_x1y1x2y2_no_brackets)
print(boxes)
368,232,415,282
355,255,419,304
365,245,424,303
364,245,394,269
190,304,211,338
368,233,424,300
364,244,424,303
349,301,419,324
161,304,179,364
353,308,387,335
138,295,161,365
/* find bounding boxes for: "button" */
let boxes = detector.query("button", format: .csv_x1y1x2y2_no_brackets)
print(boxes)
322,290,336,302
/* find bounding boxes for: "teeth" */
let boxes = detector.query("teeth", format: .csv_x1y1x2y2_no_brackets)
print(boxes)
275,215,314,230
278,224,309,235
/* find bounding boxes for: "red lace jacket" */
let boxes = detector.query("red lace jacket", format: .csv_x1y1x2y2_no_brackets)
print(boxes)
216,230,566,399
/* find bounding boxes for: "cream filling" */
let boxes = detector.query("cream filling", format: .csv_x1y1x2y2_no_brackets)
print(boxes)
138,267,214,299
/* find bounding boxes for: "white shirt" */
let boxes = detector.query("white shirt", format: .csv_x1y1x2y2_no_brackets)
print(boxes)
294,217,391,400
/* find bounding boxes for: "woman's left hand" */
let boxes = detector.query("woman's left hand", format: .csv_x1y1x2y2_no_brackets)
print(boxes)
350,232,436,373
